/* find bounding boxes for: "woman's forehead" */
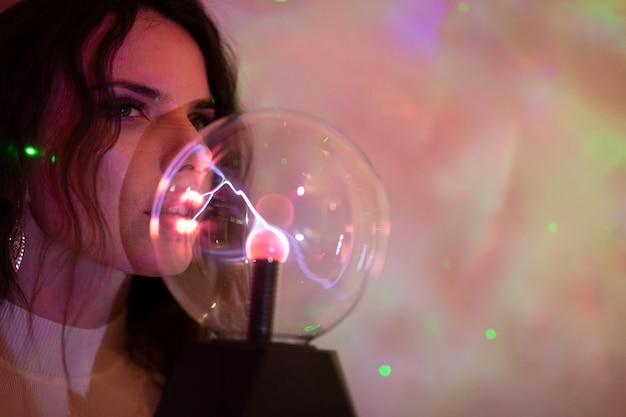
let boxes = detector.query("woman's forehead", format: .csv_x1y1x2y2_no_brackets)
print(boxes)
110,9,211,105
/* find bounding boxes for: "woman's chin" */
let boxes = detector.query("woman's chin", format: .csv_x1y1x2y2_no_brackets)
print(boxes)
126,246,193,278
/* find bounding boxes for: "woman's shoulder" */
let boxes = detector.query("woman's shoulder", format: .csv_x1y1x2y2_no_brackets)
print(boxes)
0,299,161,417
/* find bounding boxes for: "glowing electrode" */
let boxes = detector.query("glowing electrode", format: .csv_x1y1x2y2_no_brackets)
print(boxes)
246,228,290,263
246,226,289,341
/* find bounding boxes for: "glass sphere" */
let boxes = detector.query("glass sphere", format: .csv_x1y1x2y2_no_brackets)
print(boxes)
150,108,390,343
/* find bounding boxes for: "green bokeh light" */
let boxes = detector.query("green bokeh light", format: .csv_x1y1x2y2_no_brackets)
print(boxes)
304,324,320,333
24,146,40,157
7,144,18,159
548,222,558,233
485,328,497,340
458,2,470,13
379,365,392,377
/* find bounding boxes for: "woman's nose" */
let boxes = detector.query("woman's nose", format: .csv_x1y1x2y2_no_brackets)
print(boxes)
156,113,215,191
178,143,213,176
158,112,207,172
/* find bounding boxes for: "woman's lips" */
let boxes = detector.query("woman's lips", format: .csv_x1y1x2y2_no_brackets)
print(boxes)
163,204,194,218
162,189,206,218
145,203,196,219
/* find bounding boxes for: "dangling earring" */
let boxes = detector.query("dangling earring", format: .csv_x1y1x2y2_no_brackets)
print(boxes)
9,209,25,273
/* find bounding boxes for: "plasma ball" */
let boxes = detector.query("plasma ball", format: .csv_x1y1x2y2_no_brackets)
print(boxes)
256,194,294,227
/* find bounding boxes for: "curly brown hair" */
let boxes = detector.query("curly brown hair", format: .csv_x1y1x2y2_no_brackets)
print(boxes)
0,0,245,382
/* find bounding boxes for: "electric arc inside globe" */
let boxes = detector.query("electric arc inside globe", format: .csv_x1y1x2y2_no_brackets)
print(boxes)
150,108,390,343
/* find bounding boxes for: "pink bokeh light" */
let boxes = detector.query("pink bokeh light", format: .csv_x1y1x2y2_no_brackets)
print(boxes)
211,1,626,416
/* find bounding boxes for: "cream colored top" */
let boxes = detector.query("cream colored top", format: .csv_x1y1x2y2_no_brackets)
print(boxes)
0,300,161,417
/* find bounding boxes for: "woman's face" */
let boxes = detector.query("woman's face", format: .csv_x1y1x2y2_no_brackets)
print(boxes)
30,10,216,276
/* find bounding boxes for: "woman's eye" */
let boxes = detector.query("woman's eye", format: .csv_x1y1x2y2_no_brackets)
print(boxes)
190,112,215,131
119,99,145,118
190,117,207,131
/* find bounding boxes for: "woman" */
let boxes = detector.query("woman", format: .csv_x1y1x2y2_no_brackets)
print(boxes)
0,0,246,415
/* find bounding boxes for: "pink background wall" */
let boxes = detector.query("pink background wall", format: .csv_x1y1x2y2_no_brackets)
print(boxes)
211,1,626,416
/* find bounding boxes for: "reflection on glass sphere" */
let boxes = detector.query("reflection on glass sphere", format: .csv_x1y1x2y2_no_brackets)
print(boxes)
151,108,390,343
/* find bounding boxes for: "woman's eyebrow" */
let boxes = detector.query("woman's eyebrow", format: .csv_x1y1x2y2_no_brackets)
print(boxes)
109,80,170,102
190,97,216,110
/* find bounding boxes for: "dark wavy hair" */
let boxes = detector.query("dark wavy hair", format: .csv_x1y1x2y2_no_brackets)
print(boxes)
0,0,245,382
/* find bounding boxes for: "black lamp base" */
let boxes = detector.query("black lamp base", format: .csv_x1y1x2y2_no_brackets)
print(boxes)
154,340,357,417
